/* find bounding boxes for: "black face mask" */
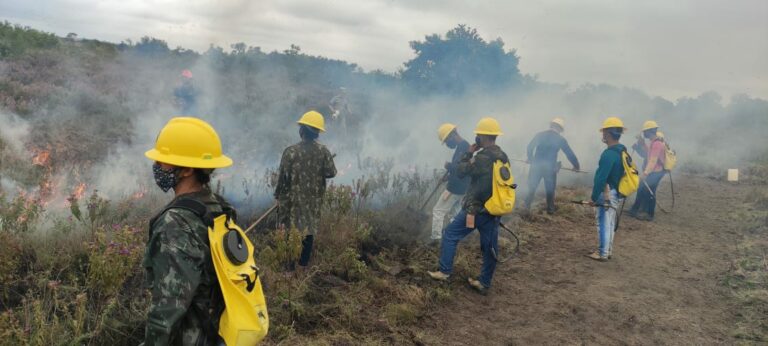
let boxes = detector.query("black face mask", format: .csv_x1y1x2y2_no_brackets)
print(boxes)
475,136,482,146
446,139,457,149
153,163,179,193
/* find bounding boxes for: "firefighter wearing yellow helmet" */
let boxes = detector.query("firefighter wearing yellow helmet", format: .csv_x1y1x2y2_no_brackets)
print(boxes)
629,119,666,221
523,117,581,214
431,123,470,242
143,117,237,345
429,116,510,295
586,116,630,261
274,111,337,270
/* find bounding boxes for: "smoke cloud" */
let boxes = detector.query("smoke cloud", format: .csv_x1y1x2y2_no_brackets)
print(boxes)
0,24,766,220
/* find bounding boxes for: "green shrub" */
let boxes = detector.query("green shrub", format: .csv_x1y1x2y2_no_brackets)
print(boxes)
86,225,143,298
0,21,59,58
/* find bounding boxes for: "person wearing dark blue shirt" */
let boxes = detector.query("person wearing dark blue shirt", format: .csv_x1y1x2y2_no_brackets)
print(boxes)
431,124,471,241
523,118,580,214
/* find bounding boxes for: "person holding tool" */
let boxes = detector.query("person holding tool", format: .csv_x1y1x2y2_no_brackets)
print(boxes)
428,117,509,295
628,120,666,221
274,111,337,270
431,123,471,243
523,117,580,214
585,117,629,261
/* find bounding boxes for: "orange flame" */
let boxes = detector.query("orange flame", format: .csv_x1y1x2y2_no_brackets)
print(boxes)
72,182,87,200
131,190,146,200
38,173,56,205
32,150,51,166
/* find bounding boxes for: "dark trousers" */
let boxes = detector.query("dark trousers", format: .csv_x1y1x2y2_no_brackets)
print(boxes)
524,162,558,212
299,235,314,266
287,235,314,271
630,171,666,219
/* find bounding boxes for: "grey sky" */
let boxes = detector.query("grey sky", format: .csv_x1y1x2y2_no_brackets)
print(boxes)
2,0,766,100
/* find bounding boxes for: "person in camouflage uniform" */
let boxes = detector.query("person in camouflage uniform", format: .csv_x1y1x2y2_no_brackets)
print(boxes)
142,117,235,345
274,111,337,268
428,117,508,295
144,190,232,345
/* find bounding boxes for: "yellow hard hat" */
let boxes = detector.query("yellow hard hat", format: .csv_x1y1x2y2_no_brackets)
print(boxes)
297,110,326,132
437,123,457,143
598,117,627,133
551,117,565,129
656,131,665,139
642,120,659,131
474,117,503,136
145,117,233,168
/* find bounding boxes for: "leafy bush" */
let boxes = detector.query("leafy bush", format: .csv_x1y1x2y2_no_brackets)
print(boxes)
86,225,144,297
0,21,59,58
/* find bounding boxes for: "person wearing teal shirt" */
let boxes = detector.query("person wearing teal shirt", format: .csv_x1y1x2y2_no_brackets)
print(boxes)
587,117,627,261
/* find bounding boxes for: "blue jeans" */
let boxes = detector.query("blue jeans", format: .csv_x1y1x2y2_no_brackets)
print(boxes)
596,189,621,257
438,210,500,288
629,171,665,218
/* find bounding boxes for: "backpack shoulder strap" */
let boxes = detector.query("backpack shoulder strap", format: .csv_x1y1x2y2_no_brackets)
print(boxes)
157,198,214,228
167,197,226,343
213,193,237,222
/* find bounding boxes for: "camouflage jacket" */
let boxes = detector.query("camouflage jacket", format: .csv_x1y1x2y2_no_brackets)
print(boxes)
457,145,509,215
274,139,337,234
143,190,233,346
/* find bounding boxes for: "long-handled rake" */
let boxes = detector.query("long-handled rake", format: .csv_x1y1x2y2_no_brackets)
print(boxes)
571,199,626,233
508,158,590,174
245,203,278,234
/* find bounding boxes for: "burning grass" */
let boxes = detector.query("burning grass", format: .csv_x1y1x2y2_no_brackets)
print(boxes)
0,162,482,345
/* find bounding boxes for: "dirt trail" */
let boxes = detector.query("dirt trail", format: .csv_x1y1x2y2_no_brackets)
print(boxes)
414,175,750,345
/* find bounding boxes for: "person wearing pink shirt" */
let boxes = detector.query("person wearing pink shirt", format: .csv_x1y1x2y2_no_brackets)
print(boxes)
628,120,666,221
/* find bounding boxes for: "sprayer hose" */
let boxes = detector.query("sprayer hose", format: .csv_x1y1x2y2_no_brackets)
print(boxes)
491,223,521,263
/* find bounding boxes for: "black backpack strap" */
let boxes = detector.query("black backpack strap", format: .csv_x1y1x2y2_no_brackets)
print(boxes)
213,193,237,223
162,197,224,344
173,198,213,226
150,198,214,229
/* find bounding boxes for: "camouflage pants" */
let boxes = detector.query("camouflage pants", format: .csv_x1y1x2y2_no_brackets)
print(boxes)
278,201,321,235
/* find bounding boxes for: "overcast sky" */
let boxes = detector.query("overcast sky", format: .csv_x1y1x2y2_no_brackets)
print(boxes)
2,0,767,100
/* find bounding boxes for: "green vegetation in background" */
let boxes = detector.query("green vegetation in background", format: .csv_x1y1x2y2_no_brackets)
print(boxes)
0,21,59,58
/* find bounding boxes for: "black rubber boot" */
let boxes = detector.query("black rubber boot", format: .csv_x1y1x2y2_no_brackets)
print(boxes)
298,234,314,267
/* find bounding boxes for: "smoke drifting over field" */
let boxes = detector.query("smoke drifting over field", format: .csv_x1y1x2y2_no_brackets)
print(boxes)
1,23,766,218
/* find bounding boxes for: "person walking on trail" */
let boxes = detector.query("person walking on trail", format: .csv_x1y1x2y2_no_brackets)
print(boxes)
174,69,198,115
274,111,337,270
523,117,580,214
428,117,509,295
586,117,627,262
628,120,666,221
431,123,471,243
143,117,235,345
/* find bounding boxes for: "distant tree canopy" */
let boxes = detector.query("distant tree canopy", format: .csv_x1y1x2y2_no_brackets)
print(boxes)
133,36,171,56
400,24,523,95
0,21,59,58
